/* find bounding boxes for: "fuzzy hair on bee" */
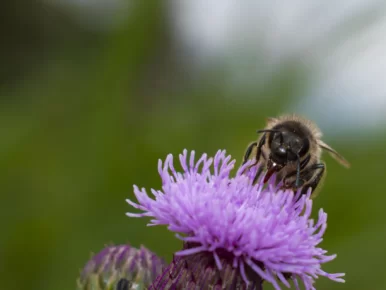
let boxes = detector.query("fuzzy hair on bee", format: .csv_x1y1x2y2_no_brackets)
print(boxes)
243,114,350,198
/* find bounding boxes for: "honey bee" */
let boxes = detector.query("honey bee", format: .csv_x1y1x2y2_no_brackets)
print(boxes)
243,114,350,197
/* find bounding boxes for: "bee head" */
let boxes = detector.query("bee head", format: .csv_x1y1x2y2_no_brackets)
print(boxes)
270,130,309,165
258,121,311,167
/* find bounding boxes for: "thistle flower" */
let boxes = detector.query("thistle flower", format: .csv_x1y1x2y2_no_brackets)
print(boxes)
126,150,345,290
77,244,165,290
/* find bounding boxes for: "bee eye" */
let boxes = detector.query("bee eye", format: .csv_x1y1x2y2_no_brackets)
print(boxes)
299,138,310,156
271,146,288,164
277,147,287,156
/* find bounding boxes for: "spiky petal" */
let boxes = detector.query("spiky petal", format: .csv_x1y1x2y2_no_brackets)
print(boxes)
127,150,345,290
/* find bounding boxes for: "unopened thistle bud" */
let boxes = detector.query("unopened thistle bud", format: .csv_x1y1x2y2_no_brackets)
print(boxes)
77,244,165,290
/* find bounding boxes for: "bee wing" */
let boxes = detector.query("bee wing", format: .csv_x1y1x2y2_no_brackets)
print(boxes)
319,140,351,168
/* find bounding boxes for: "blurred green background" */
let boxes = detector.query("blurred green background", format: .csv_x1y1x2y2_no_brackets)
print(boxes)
1,1,385,290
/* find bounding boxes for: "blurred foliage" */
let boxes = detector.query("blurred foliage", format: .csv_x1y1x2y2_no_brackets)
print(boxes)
0,1,385,290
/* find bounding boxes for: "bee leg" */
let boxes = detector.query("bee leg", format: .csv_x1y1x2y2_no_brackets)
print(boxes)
254,133,266,165
243,133,266,166
283,162,324,191
243,134,267,182
283,175,304,189
300,163,325,196
243,141,257,165
252,166,264,185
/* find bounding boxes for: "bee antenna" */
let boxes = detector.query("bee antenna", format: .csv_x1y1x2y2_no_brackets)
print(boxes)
257,129,283,144
256,129,280,134
295,153,301,188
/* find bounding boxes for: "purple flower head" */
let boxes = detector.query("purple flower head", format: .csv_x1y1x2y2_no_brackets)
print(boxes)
77,244,165,290
126,150,345,290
